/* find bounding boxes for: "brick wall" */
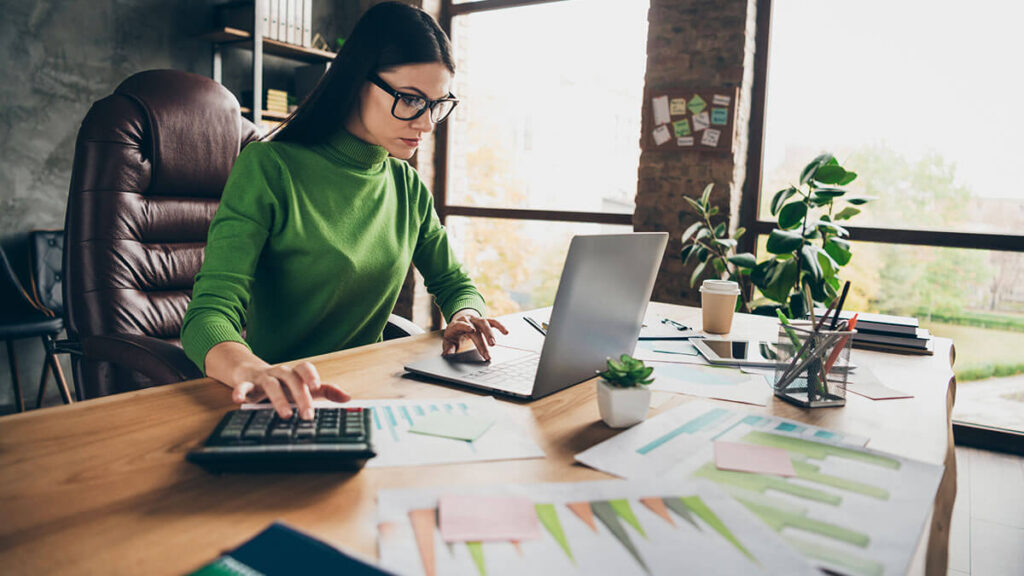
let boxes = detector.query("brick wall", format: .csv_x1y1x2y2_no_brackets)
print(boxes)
634,0,759,306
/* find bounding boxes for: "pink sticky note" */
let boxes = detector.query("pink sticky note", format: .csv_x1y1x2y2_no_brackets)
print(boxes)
714,440,796,477
438,494,541,543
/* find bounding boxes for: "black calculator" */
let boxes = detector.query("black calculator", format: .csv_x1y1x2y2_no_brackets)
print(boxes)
187,407,376,473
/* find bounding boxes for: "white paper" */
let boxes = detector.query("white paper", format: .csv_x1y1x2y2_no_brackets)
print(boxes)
652,95,671,126
676,136,694,147
692,111,710,132
650,363,771,406
701,128,721,147
652,124,671,146
713,94,731,106
243,397,545,467
378,479,819,576
575,401,941,576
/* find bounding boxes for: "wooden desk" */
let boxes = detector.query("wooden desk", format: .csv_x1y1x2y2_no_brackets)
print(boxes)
0,304,956,575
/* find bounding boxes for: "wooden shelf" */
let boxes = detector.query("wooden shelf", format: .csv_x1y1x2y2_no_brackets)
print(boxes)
240,107,290,121
199,27,336,63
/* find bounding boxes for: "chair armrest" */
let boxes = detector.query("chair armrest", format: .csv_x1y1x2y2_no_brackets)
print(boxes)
383,314,425,341
79,333,203,385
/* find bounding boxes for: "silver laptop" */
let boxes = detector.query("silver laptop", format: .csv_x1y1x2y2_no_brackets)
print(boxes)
404,232,669,400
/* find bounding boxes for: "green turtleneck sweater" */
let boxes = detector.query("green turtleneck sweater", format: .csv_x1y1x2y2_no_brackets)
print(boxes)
181,129,486,372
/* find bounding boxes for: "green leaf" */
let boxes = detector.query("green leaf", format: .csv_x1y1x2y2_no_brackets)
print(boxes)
812,165,847,184
714,222,726,238
713,238,738,249
701,182,714,206
690,260,707,287
824,237,852,266
734,226,746,240
770,187,799,215
709,206,720,216
728,252,758,268
838,171,858,186
684,196,703,213
817,249,836,279
681,244,695,265
766,229,803,254
800,244,823,283
697,246,711,262
809,194,834,208
712,258,726,274
800,153,834,185
812,187,846,197
817,221,850,237
808,274,828,303
762,258,798,303
778,202,808,230
846,196,876,205
681,221,703,244
834,206,862,221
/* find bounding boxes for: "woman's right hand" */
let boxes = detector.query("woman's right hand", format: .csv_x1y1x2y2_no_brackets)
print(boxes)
206,342,350,420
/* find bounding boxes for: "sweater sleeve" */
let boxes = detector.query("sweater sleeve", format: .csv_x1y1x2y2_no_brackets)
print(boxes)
181,143,283,373
407,167,487,322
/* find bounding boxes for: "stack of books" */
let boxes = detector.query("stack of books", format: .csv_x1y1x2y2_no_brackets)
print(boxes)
815,309,934,355
266,89,289,115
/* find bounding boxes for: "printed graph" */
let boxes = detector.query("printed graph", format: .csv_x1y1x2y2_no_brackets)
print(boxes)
574,401,943,576
378,480,819,576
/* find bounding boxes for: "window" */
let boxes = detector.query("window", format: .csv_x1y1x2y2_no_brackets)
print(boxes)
436,0,650,316
749,0,1024,441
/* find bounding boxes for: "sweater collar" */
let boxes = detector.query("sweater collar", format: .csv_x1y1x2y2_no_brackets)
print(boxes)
324,128,390,170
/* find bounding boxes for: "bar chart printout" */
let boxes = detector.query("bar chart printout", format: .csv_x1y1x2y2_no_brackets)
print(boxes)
573,401,944,576
243,397,544,468
377,479,819,576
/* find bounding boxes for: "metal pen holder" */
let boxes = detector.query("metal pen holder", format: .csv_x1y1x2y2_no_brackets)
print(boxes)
773,323,855,408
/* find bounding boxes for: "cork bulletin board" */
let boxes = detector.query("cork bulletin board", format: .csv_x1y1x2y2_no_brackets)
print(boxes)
642,86,740,154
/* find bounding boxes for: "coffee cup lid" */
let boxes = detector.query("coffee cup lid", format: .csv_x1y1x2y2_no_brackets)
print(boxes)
699,279,741,295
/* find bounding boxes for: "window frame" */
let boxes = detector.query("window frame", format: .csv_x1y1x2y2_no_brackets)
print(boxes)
744,0,1024,450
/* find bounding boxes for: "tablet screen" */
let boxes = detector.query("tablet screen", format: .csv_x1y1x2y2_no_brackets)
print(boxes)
701,340,777,362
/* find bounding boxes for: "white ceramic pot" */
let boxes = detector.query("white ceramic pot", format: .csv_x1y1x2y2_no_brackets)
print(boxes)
597,380,652,428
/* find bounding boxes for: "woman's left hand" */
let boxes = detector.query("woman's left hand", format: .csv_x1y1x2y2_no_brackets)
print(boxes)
442,309,509,361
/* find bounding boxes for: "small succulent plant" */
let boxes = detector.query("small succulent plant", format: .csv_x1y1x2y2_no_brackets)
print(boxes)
597,354,655,388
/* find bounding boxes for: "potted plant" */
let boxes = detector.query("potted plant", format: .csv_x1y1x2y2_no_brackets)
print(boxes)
680,153,872,317
596,354,655,428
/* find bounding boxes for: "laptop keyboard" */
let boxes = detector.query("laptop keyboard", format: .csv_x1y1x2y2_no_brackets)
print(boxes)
462,354,540,389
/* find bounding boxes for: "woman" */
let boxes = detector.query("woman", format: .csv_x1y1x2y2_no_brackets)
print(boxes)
181,2,506,421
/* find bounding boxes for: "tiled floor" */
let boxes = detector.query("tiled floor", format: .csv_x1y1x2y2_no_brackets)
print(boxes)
948,446,1024,575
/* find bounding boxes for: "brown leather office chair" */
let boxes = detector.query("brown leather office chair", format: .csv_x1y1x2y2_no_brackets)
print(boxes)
63,69,423,400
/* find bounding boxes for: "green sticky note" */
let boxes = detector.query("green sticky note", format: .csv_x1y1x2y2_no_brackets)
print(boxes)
409,412,495,441
688,94,707,115
711,107,729,125
672,118,691,137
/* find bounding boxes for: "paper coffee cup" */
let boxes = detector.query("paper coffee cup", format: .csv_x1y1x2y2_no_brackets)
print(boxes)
700,280,740,334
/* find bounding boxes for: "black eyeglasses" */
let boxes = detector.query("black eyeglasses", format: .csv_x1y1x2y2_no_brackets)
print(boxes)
368,74,459,124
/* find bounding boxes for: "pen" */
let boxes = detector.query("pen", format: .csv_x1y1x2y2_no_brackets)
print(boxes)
524,316,547,336
830,281,852,330
661,317,690,331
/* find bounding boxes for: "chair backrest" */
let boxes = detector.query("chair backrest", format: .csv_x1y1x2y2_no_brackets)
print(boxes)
0,244,46,321
64,69,261,399
29,230,64,317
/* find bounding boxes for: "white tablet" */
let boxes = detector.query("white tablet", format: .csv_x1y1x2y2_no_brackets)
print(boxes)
692,338,782,368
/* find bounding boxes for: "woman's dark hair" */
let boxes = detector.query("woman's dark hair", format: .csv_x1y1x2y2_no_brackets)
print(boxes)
271,2,454,144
